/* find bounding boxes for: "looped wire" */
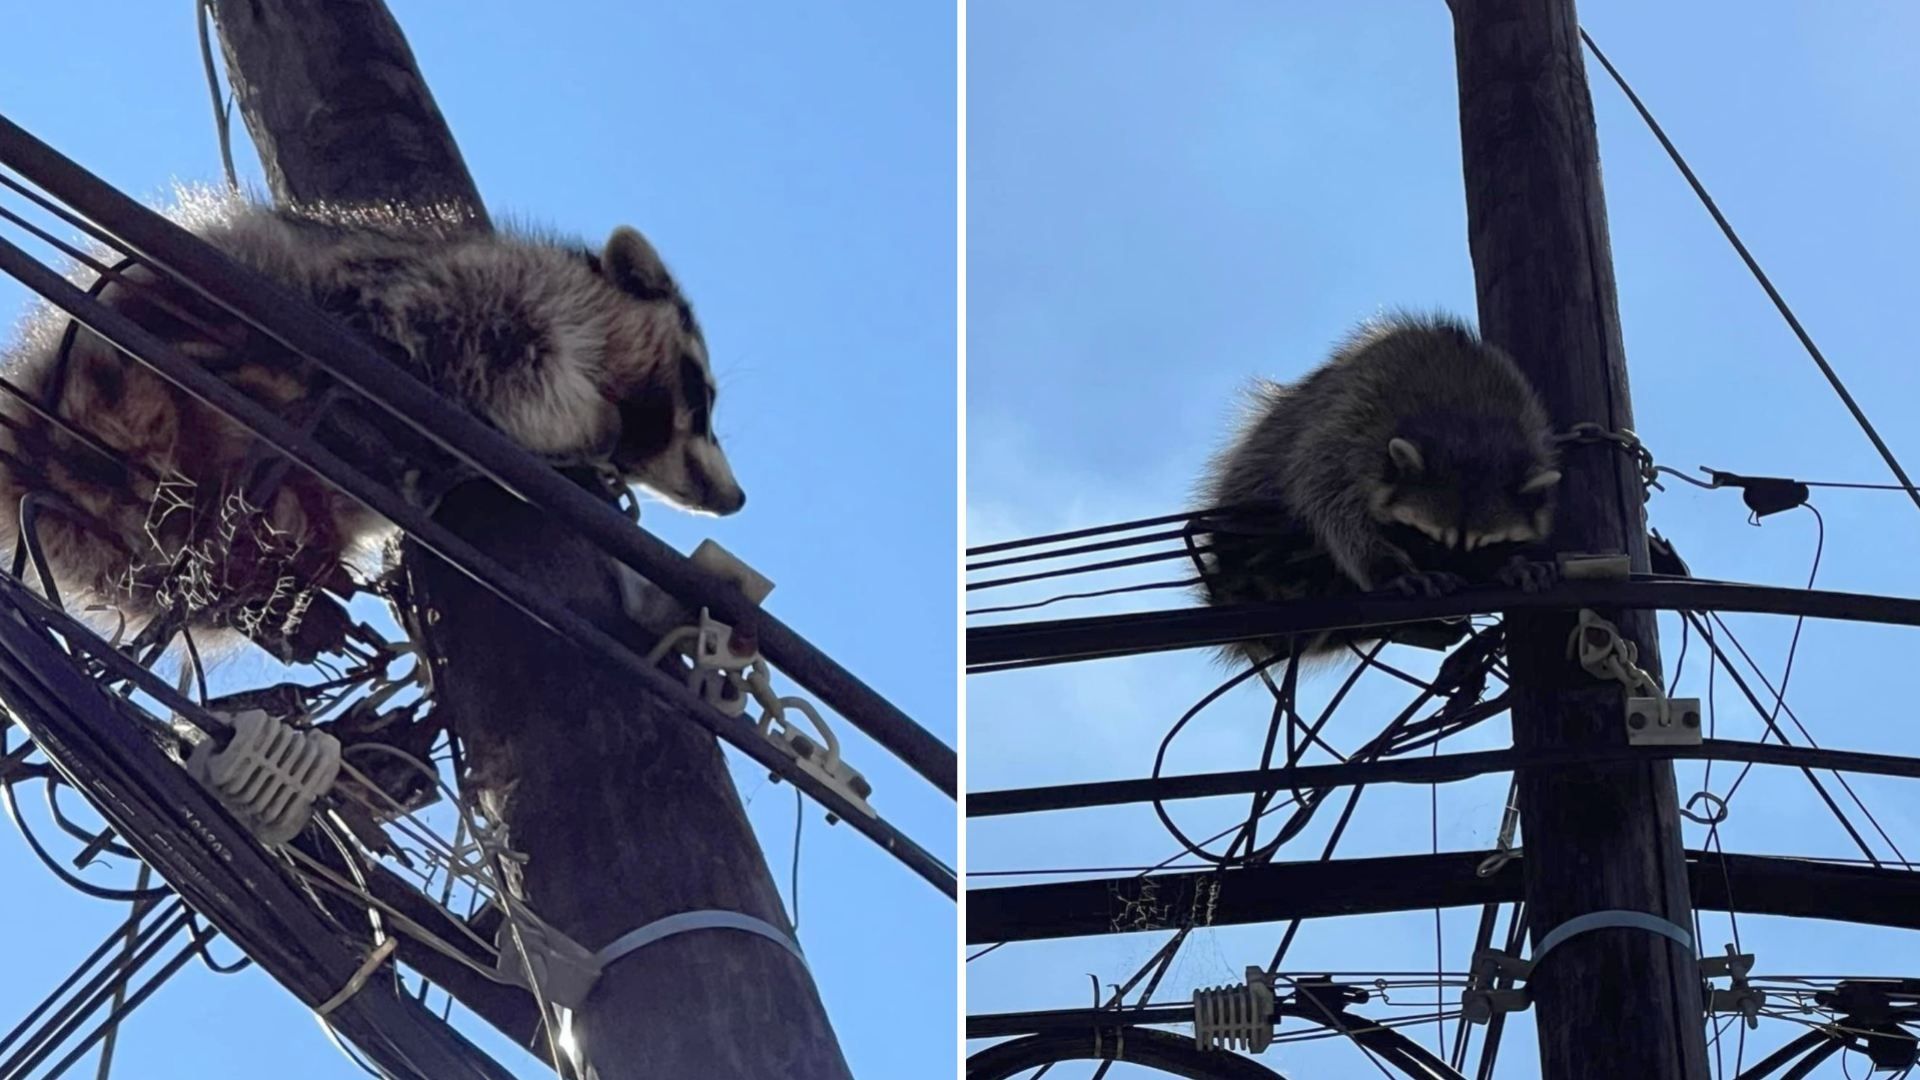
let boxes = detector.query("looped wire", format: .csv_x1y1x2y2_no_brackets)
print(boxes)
1681,790,1730,826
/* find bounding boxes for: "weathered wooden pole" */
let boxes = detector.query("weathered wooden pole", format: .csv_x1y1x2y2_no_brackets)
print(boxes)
210,3,854,1075
1451,1,1709,1076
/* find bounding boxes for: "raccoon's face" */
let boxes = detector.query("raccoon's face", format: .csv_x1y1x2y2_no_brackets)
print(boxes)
592,227,745,516
1367,434,1559,560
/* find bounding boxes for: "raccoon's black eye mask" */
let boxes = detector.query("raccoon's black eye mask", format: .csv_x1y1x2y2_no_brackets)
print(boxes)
677,354,713,437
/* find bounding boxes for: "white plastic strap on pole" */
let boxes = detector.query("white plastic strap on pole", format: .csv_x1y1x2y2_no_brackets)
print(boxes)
1532,909,1695,968
596,909,806,972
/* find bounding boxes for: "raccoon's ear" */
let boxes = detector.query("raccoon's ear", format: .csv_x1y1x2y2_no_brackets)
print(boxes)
1519,468,1562,494
602,226,674,301
1387,437,1425,476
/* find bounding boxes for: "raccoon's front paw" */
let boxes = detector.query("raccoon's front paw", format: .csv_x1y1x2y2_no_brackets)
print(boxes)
1496,558,1559,593
1384,570,1467,599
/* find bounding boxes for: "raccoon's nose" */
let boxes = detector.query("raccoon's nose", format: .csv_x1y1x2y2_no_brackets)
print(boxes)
711,487,745,515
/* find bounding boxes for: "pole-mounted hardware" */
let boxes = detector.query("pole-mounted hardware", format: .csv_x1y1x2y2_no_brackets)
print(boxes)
186,708,342,846
1463,910,1697,1024
1700,945,1765,1030
1568,607,1702,747
631,542,876,822
1192,967,1275,1054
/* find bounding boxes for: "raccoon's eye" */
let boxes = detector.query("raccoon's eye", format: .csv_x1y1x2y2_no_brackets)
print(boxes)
678,354,712,435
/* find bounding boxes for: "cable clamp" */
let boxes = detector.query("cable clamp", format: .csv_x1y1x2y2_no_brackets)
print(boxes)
1567,609,1701,746
1463,909,1695,1024
493,907,805,1012
1460,947,1533,1024
747,666,876,822
315,936,398,1017
598,909,806,971
1700,944,1766,1029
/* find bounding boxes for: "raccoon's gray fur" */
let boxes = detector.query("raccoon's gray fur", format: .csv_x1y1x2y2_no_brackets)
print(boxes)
1196,313,1561,667
0,188,742,655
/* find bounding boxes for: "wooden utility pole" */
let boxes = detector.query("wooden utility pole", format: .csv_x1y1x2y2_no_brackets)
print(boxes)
210,3,854,1077
1451,2,1709,1078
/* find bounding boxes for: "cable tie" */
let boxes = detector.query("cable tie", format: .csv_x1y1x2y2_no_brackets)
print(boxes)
315,936,398,1017
1462,909,1696,1025
1532,909,1694,968
596,909,805,972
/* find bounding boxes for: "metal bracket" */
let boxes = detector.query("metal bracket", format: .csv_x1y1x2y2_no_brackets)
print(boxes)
633,548,876,822
1567,609,1701,745
1700,945,1765,1029
1625,696,1703,746
1461,947,1533,1024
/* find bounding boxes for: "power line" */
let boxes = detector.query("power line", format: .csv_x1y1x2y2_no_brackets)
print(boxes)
1581,28,1920,515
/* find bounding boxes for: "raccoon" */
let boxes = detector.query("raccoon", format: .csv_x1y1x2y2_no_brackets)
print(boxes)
1195,312,1561,668
0,189,742,657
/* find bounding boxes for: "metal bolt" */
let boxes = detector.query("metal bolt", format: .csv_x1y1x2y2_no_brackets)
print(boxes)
1628,710,1648,730
1682,709,1701,729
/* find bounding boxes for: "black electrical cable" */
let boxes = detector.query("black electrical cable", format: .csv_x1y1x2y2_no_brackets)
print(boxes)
0,899,178,1065
1147,655,1290,866
36,918,214,1080
966,545,1212,592
0,904,192,1078
966,506,1243,558
967,527,1198,573
1241,647,1301,856
44,774,140,861
1265,781,1368,974
1,776,173,902
1707,609,1912,870
184,912,253,975
965,578,1197,618
1680,611,1881,865
0,581,516,1080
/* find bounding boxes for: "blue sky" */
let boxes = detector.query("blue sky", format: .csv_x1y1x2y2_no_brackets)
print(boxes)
967,2,1920,1077
0,2,953,1077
